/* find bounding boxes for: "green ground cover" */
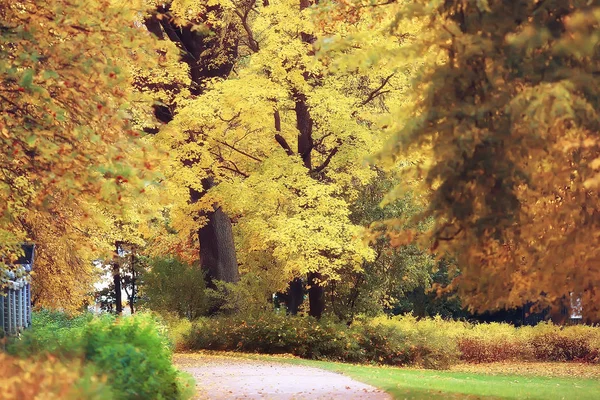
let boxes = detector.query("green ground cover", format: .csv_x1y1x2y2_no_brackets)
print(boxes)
305,361,600,400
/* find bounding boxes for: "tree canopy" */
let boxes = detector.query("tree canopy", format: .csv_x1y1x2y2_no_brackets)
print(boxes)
2,0,598,321
0,0,163,309
380,0,600,318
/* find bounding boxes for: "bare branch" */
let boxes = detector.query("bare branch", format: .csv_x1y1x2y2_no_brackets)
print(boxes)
216,140,262,162
360,73,395,106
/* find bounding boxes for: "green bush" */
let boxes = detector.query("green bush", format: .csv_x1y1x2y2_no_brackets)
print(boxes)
82,313,192,400
8,310,194,400
7,309,91,358
140,257,208,319
187,313,356,360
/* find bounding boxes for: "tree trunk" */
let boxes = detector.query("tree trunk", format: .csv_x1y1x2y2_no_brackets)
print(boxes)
113,262,122,314
144,7,240,287
307,271,324,319
129,249,136,314
198,207,240,283
285,278,304,314
284,0,324,319
195,177,240,284
295,93,325,317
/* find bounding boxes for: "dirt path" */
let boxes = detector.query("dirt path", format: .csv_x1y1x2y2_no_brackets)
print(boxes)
174,354,391,400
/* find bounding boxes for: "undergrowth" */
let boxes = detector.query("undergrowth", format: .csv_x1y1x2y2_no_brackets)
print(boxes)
174,312,600,369
5,310,194,400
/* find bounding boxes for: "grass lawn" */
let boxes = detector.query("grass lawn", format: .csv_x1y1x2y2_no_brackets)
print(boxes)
181,352,600,399
286,359,600,400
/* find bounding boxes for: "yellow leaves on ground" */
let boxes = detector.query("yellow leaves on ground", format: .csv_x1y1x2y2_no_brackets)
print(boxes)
451,362,600,380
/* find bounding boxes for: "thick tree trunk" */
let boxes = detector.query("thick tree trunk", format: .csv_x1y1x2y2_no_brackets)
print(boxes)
295,93,325,318
307,271,324,319
193,177,239,285
198,207,239,283
143,4,240,290
284,278,304,314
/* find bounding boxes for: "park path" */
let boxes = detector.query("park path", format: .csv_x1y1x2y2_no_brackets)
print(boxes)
174,353,391,400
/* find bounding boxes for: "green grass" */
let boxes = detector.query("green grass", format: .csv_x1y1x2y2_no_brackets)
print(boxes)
206,353,600,400
298,361,600,400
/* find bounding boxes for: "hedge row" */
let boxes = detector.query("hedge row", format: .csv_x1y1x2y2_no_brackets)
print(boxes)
178,313,600,369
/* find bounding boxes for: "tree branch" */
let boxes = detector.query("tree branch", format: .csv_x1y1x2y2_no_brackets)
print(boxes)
311,147,339,174
219,165,249,178
274,110,281,132
216,140,262,162
275,134,294,156
235,8,259,52
437,224,464,241
217,111,241,123
360,73,395,106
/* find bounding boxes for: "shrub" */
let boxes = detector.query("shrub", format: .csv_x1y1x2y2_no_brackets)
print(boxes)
183,312,459,369
160,312,194,352
456,321,600,364
531,332,599,363
458,338,526,363
0,353,113,400
140,257,208,319
456,322,532,363
7,308,91,359
83,313,192,400
368,315,460,369
182,312,600,369
8,311,194,400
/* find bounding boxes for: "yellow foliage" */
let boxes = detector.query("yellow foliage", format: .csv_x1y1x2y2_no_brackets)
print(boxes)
0,353,111,400
376,0,600,318
146,0,415,291
0,0,166,307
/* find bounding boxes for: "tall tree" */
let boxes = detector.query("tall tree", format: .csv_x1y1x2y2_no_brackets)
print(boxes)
0,0,161,309
379,0,600,319
166,0,410,317
140,2,241,284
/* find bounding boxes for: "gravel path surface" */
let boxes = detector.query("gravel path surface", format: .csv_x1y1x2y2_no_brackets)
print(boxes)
174,354,391,400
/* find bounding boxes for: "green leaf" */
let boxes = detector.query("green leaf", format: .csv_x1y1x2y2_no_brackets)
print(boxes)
42,70,59,80
25,135,36,146
19,69,34,89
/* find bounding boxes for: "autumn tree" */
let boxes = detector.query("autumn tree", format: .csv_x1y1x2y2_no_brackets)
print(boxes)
0,0,161,310
141,0,420,318
139,2,241,285
379,0,600,319
326,170,436,323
